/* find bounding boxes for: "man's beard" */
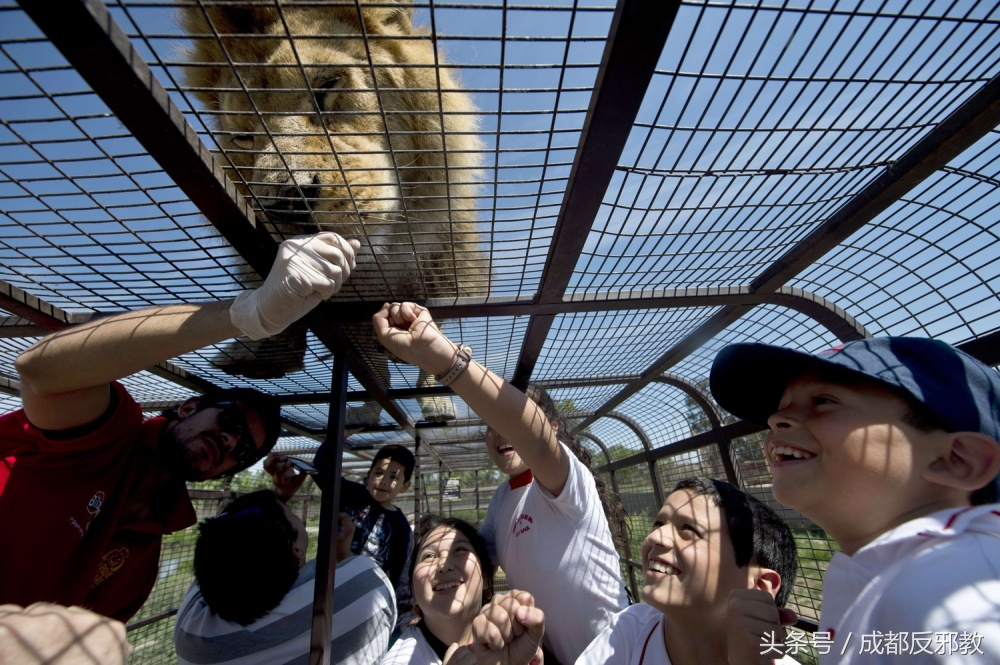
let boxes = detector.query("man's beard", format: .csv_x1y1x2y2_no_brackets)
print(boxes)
157,428,207,482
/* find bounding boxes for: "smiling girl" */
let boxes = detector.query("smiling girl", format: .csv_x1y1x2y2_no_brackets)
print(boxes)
382,517,493,665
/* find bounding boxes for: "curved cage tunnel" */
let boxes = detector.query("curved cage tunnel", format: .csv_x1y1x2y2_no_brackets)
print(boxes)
1,0,999,663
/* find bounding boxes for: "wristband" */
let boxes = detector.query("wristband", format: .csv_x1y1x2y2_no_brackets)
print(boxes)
435,344,473,386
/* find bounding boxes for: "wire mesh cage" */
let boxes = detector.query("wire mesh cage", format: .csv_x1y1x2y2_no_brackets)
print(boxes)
1,0,999,662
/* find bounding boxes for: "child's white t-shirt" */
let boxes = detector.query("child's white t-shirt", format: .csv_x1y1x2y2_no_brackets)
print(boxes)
818,504,1000,664
480,443,629,665
380,625,440,665
577,603,802,664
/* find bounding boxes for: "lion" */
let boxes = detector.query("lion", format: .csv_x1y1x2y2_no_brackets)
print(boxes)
178,0,486,426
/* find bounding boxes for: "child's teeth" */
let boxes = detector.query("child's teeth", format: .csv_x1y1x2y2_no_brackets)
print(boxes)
771,445,814,462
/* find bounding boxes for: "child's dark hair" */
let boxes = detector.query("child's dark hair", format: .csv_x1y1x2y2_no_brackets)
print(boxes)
673,477,798,607
194,490,301,625
162,388,283,476
409,515,494,622
526,384,631,553
372,444,416,482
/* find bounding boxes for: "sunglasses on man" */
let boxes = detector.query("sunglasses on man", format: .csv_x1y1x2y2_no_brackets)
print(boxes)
200,399,258,466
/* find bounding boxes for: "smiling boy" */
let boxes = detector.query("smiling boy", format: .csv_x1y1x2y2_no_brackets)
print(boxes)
338,444,416,620
710,337,1000,662
578,477,799,664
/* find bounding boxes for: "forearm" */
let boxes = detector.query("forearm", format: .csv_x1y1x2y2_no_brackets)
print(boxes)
16,300,240,429
442,356,567,491
373,302,568,490
451,363,555,458
17,301,238,395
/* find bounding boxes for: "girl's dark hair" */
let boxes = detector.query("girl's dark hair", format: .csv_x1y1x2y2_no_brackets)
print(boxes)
194,490,301,625
672,477,799,607
409,515,494,624
526,384,630,553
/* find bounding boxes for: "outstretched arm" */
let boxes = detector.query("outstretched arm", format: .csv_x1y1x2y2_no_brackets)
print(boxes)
372,301,570,495
17,233,359,431
16,301,241,431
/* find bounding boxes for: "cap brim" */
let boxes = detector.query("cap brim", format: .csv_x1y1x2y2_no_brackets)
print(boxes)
709,343,843,426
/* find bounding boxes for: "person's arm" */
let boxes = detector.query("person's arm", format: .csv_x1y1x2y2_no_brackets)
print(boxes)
373,302,569,495
264,453,311,501
0,603,129,665
16,301,241,431
335,513,355,562
16,233,358,432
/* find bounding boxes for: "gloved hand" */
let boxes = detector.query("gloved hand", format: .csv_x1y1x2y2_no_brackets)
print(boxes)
231,233,360,340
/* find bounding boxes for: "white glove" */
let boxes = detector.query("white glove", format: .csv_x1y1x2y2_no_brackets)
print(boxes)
230,233,360,340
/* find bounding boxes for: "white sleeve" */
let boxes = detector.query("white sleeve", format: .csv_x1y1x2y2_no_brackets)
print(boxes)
534,443,593,521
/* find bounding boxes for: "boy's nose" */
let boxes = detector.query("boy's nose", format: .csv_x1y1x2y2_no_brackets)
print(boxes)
644,528,672,554
767,406,797,430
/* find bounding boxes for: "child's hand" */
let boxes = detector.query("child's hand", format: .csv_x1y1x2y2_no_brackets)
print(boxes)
263,453,309,501
372,302,460,376
472,590,545,665
727,589,797,665
444,643,477,665
334,513,355,562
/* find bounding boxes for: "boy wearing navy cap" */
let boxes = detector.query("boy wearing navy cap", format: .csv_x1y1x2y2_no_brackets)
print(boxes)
710,337,1000,663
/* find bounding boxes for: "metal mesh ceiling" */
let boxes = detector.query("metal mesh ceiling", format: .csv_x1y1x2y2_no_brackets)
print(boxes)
1,0,998,479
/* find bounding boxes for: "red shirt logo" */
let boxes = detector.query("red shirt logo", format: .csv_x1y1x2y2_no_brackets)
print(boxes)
512,513,533,538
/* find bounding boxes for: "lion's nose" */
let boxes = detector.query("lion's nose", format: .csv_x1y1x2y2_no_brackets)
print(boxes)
260,182,319,226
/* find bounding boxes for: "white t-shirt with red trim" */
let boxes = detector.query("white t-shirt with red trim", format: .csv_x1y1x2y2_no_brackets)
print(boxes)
480,444,629,665
818,504,1000,663
381,625,440,665
577,603,801,664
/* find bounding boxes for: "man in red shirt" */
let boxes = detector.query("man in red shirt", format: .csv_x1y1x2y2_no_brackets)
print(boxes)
0,232,359,621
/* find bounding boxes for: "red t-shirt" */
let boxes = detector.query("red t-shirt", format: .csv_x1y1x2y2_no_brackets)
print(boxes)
0,382,197,621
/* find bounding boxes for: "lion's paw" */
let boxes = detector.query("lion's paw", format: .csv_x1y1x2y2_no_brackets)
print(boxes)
420,395,456,423
346,401,383,429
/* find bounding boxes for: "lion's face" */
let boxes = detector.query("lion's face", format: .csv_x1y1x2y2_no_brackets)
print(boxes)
181,1,485,297
216,36,405,238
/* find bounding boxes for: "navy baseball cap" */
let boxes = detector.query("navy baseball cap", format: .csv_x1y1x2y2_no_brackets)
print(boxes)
709,337,1000,444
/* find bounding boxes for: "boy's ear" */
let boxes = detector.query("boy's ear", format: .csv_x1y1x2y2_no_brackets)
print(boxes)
751,568,782,601
924,432,1000,493
402,479,411,492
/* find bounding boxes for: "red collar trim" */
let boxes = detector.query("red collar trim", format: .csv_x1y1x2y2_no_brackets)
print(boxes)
638,618,660,664
509,470,533,489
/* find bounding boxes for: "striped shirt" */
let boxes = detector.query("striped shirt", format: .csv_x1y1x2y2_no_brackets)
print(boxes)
174,555,395,665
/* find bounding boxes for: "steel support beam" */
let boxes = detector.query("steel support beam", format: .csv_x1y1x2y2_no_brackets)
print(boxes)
511,0,682,387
